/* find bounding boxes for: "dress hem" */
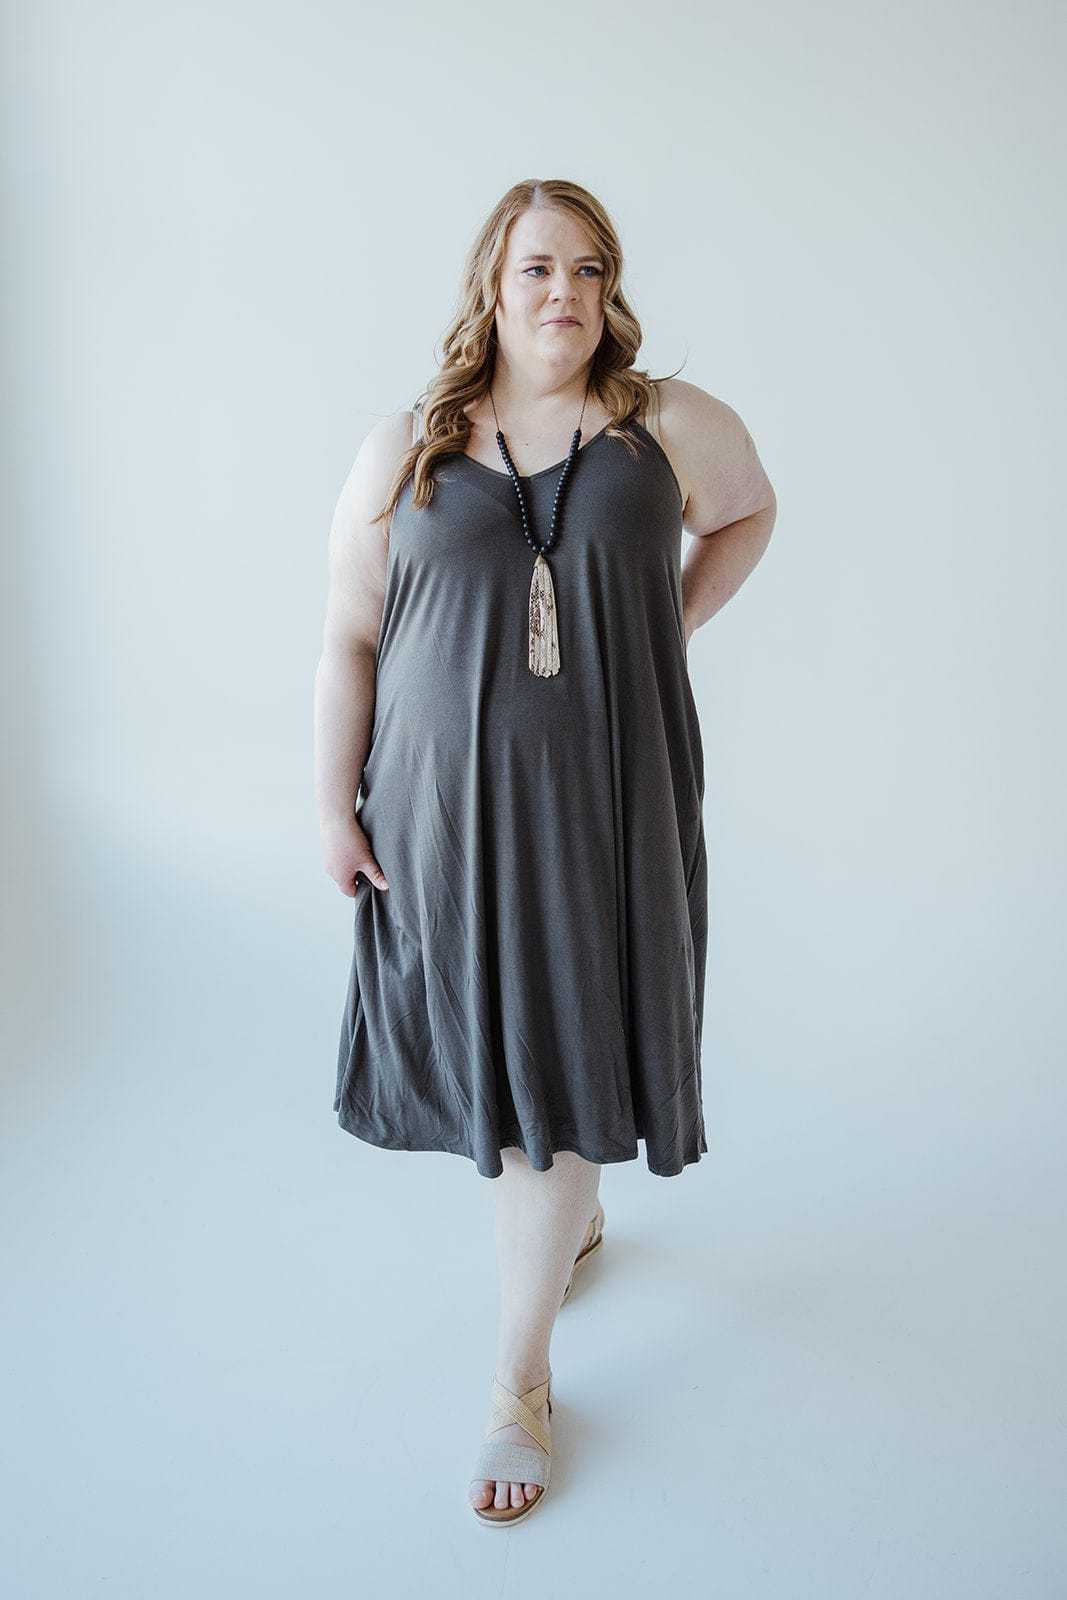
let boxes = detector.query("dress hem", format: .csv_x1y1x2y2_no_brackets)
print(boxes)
334,1107,707,1180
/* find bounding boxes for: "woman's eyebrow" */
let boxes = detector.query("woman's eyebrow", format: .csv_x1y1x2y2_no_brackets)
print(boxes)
517,253,605,264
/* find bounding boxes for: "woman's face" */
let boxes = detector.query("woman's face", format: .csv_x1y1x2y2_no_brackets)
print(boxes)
493,207,607,381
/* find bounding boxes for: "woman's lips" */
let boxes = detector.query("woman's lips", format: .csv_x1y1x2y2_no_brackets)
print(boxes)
545,318,579,325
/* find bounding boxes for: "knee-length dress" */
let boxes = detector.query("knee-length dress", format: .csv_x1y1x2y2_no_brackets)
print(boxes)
333,402,709,1178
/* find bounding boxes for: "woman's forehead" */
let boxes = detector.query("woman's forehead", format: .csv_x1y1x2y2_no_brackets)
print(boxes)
504,207,600,259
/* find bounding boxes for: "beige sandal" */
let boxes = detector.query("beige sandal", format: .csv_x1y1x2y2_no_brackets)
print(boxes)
470,1375,553,1526
561,1200,605,1305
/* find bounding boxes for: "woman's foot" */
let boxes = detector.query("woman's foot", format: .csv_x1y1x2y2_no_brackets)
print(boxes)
469,1369,552,1513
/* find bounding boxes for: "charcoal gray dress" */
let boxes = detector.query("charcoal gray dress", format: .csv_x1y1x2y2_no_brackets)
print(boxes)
334,395,709,1178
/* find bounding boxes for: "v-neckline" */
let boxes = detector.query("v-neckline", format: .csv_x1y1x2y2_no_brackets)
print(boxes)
459,422,612,482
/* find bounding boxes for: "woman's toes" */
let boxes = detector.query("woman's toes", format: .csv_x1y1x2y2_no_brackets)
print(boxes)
471,1480,493,1507
494,1479,510,1509
524,1483,539,1500
511,1481,525,1507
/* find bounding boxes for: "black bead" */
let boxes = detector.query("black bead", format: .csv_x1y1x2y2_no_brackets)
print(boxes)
494,420,584,557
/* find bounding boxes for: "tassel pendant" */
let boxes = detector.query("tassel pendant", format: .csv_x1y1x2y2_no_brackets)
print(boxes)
528,552,561,676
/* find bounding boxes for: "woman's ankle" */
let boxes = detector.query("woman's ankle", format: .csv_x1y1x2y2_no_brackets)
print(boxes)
495,1360,552,1394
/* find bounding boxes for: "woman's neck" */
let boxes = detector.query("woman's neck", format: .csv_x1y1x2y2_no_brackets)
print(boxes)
488,360,593,426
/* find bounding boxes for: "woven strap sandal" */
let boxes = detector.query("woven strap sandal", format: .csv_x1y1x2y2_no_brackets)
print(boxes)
561,1200,605,1305
470,1375,553,1527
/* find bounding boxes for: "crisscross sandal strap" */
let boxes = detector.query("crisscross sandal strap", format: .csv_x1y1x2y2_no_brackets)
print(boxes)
486,1376,552,1453
470,1438,551,1490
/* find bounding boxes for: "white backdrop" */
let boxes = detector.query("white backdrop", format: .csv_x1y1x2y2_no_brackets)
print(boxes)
2,2,1065,1596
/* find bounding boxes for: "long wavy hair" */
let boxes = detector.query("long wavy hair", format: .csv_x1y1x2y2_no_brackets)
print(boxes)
374,178,681,533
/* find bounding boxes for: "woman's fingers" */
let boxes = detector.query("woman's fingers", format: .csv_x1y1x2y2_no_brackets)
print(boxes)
355,858,389,892
320,818,390,895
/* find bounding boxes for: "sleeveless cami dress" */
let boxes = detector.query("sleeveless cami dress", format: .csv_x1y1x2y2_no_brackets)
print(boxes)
334,384,709,1178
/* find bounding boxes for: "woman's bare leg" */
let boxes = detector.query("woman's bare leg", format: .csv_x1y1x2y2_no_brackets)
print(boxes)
469,1149,602,1513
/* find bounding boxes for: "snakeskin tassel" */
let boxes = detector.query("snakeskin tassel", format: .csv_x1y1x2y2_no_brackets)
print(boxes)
529,553,561,676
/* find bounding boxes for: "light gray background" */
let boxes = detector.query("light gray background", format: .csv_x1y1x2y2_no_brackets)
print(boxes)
2,1,1064,1596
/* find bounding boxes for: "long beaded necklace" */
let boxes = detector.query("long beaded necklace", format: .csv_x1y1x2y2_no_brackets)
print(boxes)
489,384,591,677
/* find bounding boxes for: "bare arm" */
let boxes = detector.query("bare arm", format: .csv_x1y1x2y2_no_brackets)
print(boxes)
655,379,778,641
314,407,413,894
680,505,776,640
314,646,378,822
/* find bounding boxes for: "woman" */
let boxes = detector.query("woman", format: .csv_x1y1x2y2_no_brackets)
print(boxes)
314,178,776,1525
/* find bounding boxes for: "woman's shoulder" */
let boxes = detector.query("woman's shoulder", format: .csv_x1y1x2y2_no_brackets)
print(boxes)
648,379,775,530
366,406,424,467
359,406,420,457
637,376,727,449
648,377,737,435
335,408,418,522
649,378,764,472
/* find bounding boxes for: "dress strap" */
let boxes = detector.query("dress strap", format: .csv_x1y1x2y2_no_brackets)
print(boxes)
641,379,663,446
411,399,425,446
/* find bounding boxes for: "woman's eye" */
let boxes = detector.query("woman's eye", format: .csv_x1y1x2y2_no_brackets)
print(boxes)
523,264,603,278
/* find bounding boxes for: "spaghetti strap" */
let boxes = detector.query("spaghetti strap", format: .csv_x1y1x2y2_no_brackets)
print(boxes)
642,379,663,445
411,400,424,446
